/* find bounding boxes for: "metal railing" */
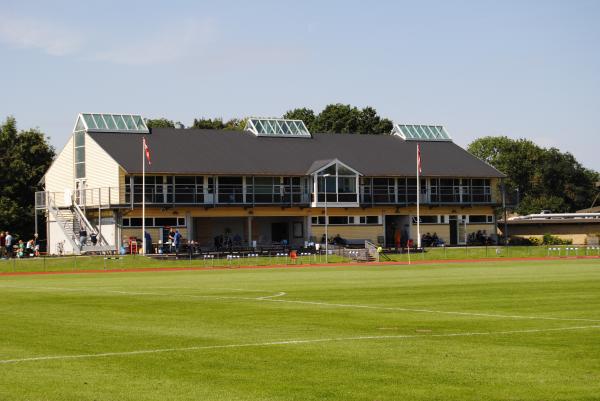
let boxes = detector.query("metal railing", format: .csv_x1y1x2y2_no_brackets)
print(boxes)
36,183,495,210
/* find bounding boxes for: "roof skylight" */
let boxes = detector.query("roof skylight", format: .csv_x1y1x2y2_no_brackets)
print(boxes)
391,124,452,141
246,118,311,138
74,113,149,133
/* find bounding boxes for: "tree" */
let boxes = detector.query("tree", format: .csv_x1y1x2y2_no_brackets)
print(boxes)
0,116,55,239
146,118,175,129
283,108,316,131
468,136,599,214
192,118,245,131
286,104,393,135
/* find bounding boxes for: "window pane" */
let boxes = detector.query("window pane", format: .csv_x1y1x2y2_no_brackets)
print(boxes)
83,114,97,129
366,216,379,224
92,114,107,130
113,115,127,130
75,163,85,179
337,165,355,175
74,131,85,147
123,115,136,130
75,147,85,163
338,177,356,193
328,216,348,224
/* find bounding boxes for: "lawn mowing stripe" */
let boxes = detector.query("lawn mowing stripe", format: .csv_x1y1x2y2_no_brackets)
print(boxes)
2,325,599,365
2,284,600,323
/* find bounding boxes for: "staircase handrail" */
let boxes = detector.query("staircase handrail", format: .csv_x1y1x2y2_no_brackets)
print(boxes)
46,196,79,251
72,201,108,246
364,240,380,262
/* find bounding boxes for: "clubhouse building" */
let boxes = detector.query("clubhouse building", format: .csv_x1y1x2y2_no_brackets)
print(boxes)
38,113,504,254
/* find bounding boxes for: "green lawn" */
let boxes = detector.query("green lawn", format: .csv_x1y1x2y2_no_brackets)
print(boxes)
1,260,599,400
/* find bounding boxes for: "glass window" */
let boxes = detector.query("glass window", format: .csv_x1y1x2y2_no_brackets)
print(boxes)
101,114,116,130
75,117,86,131
75,163,85,179
338,177,356,193
92,114,108,130
337,165,355,175
82,114,97,129
469,215,488,223
113,115,127,130
155,218,178,227
329,216,348,225
366,216,379,224
75,147,85,163
318,165,336,176
74,131,85,147
123,115,136,130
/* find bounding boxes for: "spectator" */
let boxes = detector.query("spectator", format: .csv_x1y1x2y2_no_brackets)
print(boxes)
173,230,182,254
5,231,13,258
90,233,98,246
144,231,152,254
168,227,176,253
0,231,5,259
79,227,88,252
17,240,25,258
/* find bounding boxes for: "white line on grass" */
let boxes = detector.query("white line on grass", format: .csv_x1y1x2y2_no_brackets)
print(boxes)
2,284,600,323
1,325,599,365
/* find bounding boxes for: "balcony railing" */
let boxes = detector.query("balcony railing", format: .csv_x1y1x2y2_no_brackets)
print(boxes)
36,183,495,210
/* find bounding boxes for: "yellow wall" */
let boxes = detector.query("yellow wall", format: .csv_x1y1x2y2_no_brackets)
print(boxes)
311,225,383,243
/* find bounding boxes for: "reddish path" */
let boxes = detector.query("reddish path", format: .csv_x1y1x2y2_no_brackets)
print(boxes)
0,256,598,277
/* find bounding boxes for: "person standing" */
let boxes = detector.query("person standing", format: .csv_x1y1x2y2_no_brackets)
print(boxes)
0,231,5,259
78,226,87,252
5,231,13,258
173,230,182,255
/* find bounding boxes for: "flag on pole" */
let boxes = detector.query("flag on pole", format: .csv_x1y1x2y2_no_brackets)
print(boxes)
143,137,152,165
417,143,422,174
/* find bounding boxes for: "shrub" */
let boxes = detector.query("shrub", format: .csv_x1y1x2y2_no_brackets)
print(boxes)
542,234,572,245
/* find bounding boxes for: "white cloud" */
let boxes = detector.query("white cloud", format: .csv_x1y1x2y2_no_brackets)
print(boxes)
92,18,218,66
0,13,83,56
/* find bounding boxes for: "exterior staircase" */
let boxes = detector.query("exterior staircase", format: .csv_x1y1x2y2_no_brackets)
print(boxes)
47,197,112,254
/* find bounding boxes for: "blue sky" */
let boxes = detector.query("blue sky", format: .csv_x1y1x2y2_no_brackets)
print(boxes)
1,0,599,170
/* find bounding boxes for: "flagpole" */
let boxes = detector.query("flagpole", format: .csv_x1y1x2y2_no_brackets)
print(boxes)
416,144,421,249
142,138,146,255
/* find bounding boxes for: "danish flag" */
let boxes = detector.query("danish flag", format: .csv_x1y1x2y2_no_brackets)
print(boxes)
143,137,152,165
417,143,422,174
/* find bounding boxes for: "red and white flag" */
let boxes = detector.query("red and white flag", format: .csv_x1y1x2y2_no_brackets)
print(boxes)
417,143,422,174
143,137,152,165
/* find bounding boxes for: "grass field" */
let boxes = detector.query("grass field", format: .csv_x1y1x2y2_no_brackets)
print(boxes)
1,259,599,400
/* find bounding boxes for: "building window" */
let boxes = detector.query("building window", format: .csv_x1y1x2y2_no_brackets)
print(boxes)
412,215,439,224
469,215,494,224
315,162,358,203
123,217,186,227
328,216,349,225
74,131,85,179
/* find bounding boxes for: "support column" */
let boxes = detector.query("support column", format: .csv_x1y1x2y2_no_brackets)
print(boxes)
247,216,253,248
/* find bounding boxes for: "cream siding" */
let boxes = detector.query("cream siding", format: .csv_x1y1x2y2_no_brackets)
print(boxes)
84,134,122,205
44,135,74,201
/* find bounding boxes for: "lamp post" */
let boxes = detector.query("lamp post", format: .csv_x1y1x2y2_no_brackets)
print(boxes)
323,173,331,264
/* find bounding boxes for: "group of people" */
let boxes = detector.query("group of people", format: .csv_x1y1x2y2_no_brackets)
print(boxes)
421,232,444,247
0,231,39,258
468,230,493,245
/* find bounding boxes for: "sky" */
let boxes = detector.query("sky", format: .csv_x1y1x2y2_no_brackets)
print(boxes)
1,0,599,170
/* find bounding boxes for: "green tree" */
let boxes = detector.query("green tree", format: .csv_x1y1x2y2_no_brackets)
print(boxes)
0,116,55,239
468,136,599,214
146,118,175,129
283,108,317,131
287,104,392,135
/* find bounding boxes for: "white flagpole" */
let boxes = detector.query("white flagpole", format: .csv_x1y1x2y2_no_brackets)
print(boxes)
416,144,421,249
142,138,146,255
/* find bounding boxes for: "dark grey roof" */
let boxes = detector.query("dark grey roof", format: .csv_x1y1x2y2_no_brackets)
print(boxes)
88,129,505,177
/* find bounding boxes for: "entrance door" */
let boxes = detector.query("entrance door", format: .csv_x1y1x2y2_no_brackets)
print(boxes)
449,215,458,245
271,223,289,243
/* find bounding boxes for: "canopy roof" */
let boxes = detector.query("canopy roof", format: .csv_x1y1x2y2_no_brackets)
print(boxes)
75,113,149,133
246,118,311,138
392,124,452,141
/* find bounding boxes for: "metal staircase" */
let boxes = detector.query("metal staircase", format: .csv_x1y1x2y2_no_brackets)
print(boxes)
47,196,112,254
